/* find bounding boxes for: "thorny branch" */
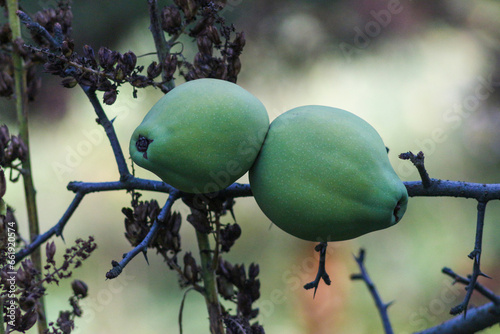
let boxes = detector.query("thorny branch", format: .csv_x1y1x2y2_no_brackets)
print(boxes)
450,201,489,316
351,249,394,334
106,190,180,279
442,267,500,305
399,152,498,318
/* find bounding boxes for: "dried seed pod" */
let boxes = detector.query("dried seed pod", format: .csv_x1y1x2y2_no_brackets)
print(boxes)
147,61,162,79
103,90,117,105
197,35,213,55
206,25,221,45
71,279,89,298
161,5,182,34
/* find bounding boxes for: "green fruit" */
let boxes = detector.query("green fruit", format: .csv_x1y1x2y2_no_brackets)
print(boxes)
249,105,408,242
130,79,269,193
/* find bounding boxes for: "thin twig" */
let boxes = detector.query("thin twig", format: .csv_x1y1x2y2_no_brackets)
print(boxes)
15,192,85,263
16,10,60,49
67,177,178,194
404,180,500,201
399,151,432,188
106,190,180,279
415,301,500,334
81,86,131,181
442,267,500,305
450,201,489,316
351,249,394,334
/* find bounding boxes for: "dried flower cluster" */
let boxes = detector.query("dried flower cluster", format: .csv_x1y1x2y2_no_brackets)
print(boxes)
122,191,182,262
0,0,73,101
0,124,28,170
218,261,264,334
167,1,246,82
0,236,96,333
14,0,246,107
181,196,264,332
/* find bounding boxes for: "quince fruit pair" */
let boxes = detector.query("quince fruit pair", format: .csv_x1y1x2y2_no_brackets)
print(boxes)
130,79,408,242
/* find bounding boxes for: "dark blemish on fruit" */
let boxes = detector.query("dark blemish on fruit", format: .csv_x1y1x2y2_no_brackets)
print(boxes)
136,135,153,159
393,201,401,222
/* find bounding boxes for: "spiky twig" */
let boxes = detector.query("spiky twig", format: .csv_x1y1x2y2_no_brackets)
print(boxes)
450,201,490,316
351,249,394,334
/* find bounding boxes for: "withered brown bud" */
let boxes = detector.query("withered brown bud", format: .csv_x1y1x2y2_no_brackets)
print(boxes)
214,62,227,80
0,124,10,148
71,279,89,298
19,294,37,311
206,25,221,45
220,223,241,252
232,264,246,288
147,200,160,221
164,54,178,81
83,45,96,63
233,31,246,51
19,308,38,332
187,208,211,233
161,5,182,34
16,267,27,287
197,35,213,55
121,51,137,73
193,52,207,68
183,252,199,283
170,211,182,235
103,90,117,105
46,241,56,263
130,76,150,88
175,0,198,20
147,61,162,79
249,263,259,280
98,47,113,69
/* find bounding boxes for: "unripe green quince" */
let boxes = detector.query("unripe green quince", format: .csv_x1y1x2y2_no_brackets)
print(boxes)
130,79,269,193
249,105,408,242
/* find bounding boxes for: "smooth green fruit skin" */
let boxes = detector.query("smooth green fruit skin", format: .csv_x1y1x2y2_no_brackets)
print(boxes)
130,79,269,193
249,105,408,242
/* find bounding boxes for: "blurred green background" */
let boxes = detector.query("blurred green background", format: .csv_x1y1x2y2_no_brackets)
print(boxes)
3,0,500,333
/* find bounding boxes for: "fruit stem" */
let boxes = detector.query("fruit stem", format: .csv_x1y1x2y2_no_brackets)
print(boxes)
303,242,331,296
6,2,47,332
195,229,225,334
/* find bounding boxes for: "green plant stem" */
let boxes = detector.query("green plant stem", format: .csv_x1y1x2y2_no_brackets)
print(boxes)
6,2,46,333
195,230,224,334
